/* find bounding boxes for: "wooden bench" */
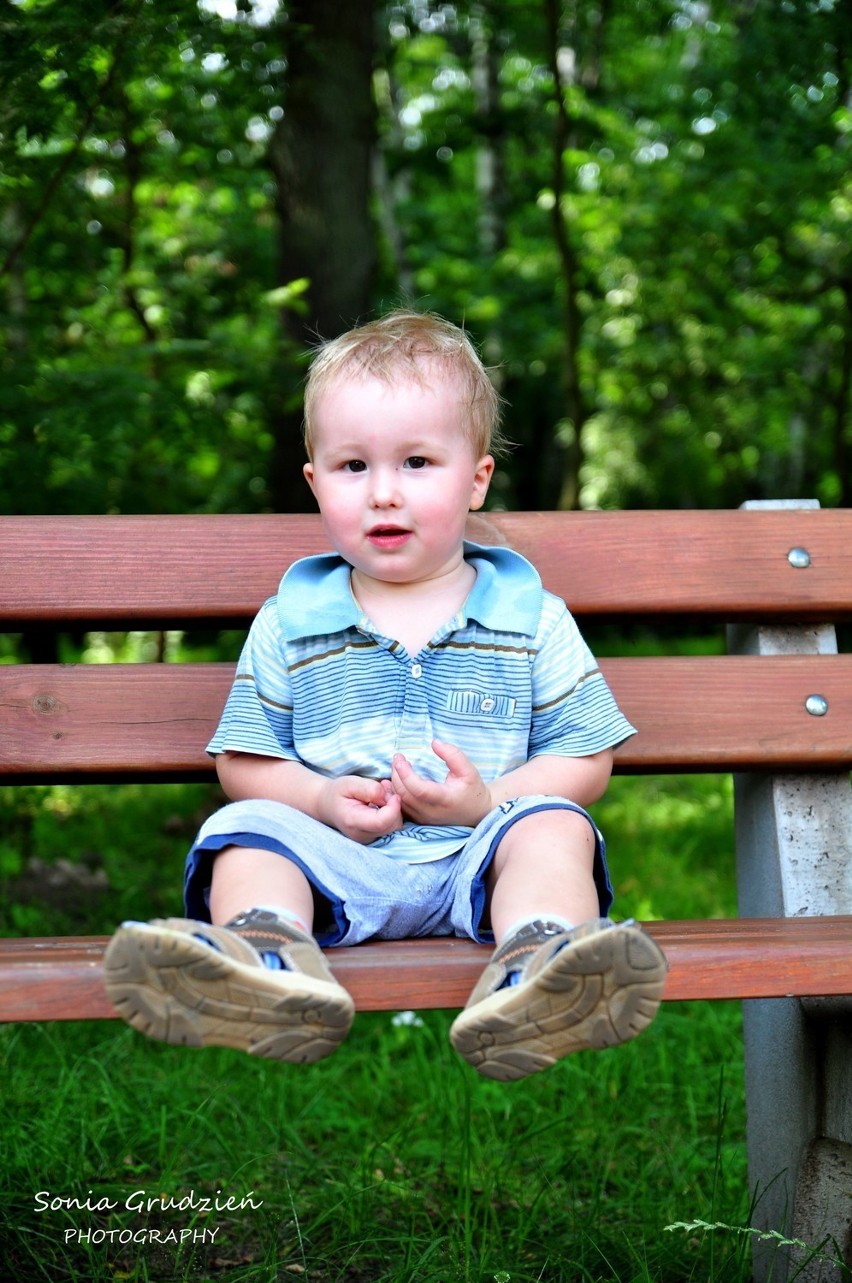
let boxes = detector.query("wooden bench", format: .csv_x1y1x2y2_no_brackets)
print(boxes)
1,501,850,1282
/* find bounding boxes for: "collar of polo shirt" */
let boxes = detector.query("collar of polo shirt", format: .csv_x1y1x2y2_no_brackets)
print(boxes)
275,543,543,642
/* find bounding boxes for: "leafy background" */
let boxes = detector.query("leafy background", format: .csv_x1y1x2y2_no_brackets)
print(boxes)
2,0,849,520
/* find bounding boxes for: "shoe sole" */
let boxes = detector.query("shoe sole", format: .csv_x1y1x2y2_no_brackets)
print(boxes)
103,923,354,1063
449,924,667,1081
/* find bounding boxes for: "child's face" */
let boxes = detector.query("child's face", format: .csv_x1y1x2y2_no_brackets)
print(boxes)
303,369,494,587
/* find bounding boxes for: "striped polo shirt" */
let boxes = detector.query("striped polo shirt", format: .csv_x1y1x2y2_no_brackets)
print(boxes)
207,543,636,863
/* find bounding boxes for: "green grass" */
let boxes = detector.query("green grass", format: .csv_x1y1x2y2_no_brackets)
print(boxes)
3,1004,750,1283
0,774,840,1282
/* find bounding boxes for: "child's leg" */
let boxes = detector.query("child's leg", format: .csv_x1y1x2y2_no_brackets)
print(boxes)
450,804,667,1081
485,808,599,941
209,844,316,931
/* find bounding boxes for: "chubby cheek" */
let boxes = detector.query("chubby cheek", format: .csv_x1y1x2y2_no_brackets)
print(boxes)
310,475,352,516
339,506,380,558
320,497,361,546
431,480,481,527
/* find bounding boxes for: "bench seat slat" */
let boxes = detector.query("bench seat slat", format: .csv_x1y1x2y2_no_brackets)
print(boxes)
1,918,850,1022
3,510,851,624
2,655,850,779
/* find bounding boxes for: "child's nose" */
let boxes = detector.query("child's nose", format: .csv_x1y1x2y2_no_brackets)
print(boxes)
369,467,402,506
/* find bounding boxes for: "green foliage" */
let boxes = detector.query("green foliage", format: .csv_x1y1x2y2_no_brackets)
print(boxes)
375,0,851,509
0,0,295,515
1,0,849,515
0,781,220,934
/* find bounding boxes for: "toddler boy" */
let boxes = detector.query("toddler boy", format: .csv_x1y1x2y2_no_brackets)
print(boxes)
104,310,666,1081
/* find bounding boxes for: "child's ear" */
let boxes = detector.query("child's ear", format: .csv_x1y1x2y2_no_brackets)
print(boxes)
303,461,316,497
469,454,495,511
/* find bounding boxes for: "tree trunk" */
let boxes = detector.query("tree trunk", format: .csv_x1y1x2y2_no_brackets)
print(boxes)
267,0,378,512
472,3,507,259
544,0,589,511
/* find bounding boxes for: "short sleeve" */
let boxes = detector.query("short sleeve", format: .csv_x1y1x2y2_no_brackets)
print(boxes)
206,597,298,760
528,595,636,758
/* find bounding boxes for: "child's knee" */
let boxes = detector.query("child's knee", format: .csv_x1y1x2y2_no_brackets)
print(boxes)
496,801,597,855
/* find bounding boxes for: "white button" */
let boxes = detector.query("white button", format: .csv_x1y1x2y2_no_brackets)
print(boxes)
411,663,422,678
480,696,495,711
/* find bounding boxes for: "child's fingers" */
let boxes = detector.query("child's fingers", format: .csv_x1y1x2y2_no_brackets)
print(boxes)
341,775,394,809
391,753,436,801
390,753,415,792
431,739,474,779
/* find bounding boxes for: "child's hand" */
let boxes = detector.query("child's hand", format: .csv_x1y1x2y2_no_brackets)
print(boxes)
391,740,492,828
318,775,402,844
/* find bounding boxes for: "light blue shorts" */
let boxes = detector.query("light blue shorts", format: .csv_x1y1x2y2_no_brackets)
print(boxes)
183,795,613,948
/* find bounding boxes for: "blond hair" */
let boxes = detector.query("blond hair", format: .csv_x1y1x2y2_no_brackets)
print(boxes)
303,310,505,460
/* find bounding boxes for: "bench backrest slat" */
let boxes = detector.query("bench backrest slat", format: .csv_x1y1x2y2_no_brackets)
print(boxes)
3,655,850,780
2,510,851,625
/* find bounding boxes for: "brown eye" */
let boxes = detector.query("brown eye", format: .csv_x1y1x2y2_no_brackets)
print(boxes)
405,456,428,470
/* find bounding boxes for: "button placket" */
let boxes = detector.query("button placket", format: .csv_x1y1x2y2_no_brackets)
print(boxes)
396,654,431,761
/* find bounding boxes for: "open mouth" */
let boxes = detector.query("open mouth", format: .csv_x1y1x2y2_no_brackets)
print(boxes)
367,525,411,547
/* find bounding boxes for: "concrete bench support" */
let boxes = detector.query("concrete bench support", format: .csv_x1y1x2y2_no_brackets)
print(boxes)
731,502,852,1283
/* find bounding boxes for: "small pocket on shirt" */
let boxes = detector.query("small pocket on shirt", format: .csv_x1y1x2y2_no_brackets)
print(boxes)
445,690,517,720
